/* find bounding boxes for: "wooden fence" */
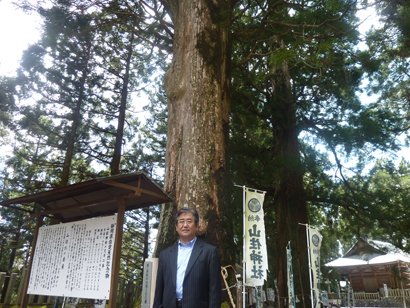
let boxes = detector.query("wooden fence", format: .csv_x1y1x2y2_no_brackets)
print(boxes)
328,289,410,301
0,269,141,307
350,292,381,300
388,289,410,298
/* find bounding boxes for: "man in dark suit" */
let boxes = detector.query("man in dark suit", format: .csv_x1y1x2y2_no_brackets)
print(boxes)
153,207,221,308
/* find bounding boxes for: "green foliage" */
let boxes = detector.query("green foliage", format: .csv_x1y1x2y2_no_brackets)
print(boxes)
0,76,17,139
229,1,410,291
365,0,410,148
120,206,162,282
0,0,168,284
125,79,168,181
1,0,410,302
0,207,34,272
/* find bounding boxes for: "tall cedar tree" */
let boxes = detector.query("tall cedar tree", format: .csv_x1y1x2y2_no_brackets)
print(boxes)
4,0,410,306
230,1,360,305
17,4,100,187
1,0,163,284
153,0,236,270
86,8,156,175
55,1,410,306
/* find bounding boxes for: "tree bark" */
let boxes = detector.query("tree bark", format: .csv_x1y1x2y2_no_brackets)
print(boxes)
61,41,92,186
110,34,134,175
271,42,310,308
155,0,234,266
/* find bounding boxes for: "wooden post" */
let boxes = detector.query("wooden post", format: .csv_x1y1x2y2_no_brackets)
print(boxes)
47,296,57,304
118,278,125,307
236,282,243,308
0,272,6,301
21,215,44,308
108,198,126,308
16,268,28,305
38,295,45,304
28,294,35,305
4,273,17,304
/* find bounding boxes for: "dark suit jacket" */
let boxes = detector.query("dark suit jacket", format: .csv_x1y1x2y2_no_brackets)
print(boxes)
153,239,221,308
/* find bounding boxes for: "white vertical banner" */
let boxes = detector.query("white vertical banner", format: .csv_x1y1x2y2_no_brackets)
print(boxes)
308,226,322,308
286,242,295,308
244,188,268,286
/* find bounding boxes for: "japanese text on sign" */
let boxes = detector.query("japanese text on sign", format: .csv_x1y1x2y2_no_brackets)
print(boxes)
28,215,117,299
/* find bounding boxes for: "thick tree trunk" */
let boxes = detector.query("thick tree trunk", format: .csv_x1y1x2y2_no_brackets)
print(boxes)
271,50,310,308
155,0,234,266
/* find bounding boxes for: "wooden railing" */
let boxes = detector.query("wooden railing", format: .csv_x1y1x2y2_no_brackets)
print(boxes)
330,292,381,300
328,290,410,301
352,293,380,300
328,293,337,300
388,289,410,297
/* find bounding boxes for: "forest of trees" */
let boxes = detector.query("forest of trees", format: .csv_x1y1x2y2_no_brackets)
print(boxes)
1,0,410,307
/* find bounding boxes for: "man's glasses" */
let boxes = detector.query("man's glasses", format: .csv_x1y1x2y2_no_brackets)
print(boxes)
178,219,194,225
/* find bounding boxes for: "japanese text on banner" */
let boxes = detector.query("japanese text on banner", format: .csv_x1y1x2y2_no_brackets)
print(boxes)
308,227,322,308
244,189,268,286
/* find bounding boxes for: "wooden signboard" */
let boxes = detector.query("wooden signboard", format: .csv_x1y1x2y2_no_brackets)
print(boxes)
28,215,117,299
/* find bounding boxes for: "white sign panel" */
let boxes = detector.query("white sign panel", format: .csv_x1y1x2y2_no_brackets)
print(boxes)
308,226,322,308
244,189,268,286
141,258,158,308
28,215,117,299
384,283,388,297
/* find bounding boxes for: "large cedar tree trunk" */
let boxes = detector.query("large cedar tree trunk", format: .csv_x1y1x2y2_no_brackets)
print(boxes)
271,49,311,308
155,0,234,267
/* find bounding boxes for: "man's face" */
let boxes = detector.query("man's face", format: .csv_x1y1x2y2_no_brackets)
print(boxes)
176,212,198,244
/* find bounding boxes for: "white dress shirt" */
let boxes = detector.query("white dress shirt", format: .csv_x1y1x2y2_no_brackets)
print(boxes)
176,237,197,299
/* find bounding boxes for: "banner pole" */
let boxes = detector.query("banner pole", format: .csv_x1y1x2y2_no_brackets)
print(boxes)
242,186,246,308
305,225,314,308
236,184,267,308
289,242,296,308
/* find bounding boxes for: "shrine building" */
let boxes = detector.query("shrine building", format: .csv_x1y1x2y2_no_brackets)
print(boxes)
325,238,410,293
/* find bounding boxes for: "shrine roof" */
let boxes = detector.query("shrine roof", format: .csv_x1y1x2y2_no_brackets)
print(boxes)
325,238,410,267
0,173,172,223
